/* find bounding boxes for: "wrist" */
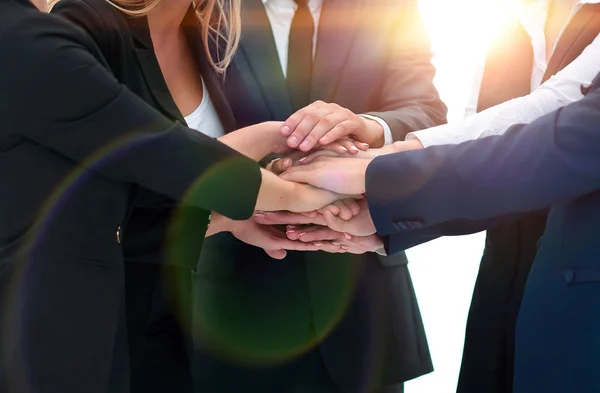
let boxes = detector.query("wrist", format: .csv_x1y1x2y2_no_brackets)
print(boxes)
360,117,385,148
205,212,229,237
390,138,423,153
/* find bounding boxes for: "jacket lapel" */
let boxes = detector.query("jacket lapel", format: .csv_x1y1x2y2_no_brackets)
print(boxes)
129,16,184,123
310,0,360,102
183,13,237,133
543,3,600,82
238,0,293,119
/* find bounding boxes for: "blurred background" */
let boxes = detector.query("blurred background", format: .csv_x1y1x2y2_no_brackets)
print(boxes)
406,1,514,392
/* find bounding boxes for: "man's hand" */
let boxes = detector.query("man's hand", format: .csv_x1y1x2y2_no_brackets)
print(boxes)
281,101,384,151
254,199,376,237
280,155,372,195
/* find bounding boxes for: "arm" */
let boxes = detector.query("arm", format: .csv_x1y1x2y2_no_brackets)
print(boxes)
408,34,600,147
365,0,447,142
2,16,342,220
366,74,600,248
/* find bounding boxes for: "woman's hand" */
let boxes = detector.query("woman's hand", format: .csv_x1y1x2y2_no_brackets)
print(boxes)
279,156,372,195
286,227,384,255
255,169,357,213
255,199,376,237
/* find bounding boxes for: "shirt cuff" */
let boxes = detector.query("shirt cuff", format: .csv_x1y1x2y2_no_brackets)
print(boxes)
360,114,393,145
406,123,458,148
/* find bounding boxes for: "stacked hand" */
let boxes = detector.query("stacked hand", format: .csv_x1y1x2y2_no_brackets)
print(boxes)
216,100,424,258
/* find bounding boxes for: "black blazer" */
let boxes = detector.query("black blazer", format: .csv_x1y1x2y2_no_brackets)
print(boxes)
194,1,445,392
51,0,240,270
0,1,260,392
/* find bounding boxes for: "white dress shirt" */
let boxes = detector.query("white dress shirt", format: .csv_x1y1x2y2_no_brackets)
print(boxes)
409,0,600,147
261,0,394,145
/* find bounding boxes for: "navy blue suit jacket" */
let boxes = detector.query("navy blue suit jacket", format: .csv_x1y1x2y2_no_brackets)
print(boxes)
366,72,600,392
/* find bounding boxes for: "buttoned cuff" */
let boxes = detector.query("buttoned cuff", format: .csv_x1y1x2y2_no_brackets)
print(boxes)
360,114,393,145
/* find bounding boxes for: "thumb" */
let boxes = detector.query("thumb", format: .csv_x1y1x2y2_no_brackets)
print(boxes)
269,157,292,175
322,211,345,233
265,249,287,259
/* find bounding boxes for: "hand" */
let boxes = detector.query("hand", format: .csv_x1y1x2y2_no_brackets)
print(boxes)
280,155,372,195
287,138,425,167
281,101,385,151
255,199,376,237
286,226,384,255
228,218,323,259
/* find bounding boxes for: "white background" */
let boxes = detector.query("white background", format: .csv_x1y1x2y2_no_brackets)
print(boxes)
405,1,512,392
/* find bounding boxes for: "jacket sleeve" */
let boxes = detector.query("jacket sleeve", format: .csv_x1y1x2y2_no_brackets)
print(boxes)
366,72,600,254
0,14,261,220
366,0,447,141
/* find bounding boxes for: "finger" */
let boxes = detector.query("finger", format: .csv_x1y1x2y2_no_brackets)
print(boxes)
297,111,348,152
298,149,344,165
353,140,370,151
286,224,325,240
287,107,334,148
322,210,345,233
279,166,316,185
254,211,326,226
270,157,293,175
319,120,362,147
281,101,324,137
318,204,340,216
313,242,345,253
320,141,352,155
265,249,287,259
331,200,355,220
297,227,344,243
341,199,361,217
338,139,361,155
273,238,321,251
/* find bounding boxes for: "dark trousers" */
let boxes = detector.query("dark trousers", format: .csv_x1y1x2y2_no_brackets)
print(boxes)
126,263,193,393
194,347,404,393
457,214,547,393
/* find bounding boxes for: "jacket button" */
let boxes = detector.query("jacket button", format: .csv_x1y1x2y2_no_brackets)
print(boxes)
116,226,122,244
563,269,575,284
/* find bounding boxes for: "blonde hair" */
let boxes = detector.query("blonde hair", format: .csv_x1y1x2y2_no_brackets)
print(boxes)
50,0,241,73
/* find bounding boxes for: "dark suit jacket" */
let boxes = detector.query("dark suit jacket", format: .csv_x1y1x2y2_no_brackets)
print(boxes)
457,5,600,393
0,1,260,393
367,70,600,393
50,1,244,392
194,1,446,392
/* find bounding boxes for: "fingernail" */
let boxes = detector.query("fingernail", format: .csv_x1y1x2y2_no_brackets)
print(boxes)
288,136,298,146
360,143,369,148
344,233,352,240
281,125,292,136
332,242,341,246
254,213,265,217
312,243,323,247
298,232,307,237
286,230,296,235
299,157,308,163
300,141,311,150
283,158,292,169
287,225,296,229
350,146,359,153
340,147,348,152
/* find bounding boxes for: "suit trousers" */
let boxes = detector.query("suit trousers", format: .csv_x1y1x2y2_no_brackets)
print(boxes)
125,263,194,393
